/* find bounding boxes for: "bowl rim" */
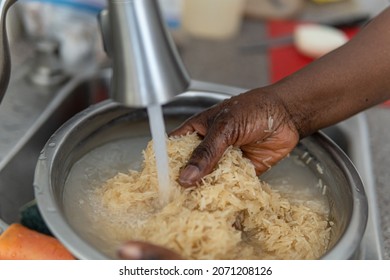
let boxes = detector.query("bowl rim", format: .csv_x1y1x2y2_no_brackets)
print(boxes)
34,92,368,260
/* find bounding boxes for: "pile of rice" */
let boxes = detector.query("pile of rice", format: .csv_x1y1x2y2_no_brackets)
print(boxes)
93,133,332,260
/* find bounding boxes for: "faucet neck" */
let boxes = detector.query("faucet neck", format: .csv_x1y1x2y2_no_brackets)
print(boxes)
0,0,17,104
104,0,190,107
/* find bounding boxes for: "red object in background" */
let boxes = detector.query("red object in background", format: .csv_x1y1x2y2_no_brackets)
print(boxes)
268,20,313,83
267,20,359,83
267,20,390,107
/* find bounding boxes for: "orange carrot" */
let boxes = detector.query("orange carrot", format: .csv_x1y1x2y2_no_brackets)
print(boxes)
0,223,75,260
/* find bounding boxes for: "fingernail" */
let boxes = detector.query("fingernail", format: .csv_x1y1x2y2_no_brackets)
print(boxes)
179,164,200,187
119,244,142,259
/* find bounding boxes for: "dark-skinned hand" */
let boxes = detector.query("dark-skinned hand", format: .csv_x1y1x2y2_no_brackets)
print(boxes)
169,88,300,187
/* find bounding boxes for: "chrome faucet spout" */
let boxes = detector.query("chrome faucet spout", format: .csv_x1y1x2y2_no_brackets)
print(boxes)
102,0,190,107
0,0,190,108
0,0,16,104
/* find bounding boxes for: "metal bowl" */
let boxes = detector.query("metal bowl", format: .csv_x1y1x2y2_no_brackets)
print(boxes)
34,86,368,260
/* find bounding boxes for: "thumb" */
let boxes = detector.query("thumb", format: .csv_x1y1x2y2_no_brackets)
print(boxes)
178,132,230,188
118,241,182,260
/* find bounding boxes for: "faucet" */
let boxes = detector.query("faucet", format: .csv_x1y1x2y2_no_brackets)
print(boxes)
0,0,16,104
101,0,190,107
0,0,190,107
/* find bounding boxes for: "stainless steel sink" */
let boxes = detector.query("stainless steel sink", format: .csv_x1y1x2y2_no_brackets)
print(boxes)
0,62,111,223
323,115,384,259
0,61,384,259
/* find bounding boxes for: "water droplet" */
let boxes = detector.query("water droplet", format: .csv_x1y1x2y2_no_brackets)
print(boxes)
46,207,57,213
34,185,43,194
38,154,47,160
355,187,361,193
48,142,56,148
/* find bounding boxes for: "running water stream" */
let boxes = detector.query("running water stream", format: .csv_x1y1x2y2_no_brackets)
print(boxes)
147,104,171,205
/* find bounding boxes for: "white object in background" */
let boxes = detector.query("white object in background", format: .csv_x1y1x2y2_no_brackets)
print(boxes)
18,0,106,72
182,0,245,40
158,0,183,29
293,23,348,59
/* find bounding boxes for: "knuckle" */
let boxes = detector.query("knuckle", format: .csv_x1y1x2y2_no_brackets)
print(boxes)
190,143,215,165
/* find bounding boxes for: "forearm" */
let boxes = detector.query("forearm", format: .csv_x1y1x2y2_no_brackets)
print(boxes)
269,7,390,138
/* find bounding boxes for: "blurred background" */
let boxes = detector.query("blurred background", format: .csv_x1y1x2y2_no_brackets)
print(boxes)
6,0,390,87
169,0,388,89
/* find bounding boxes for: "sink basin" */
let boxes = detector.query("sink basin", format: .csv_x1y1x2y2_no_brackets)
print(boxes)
323,114,384,259
0,64,383,259
0,64,110,223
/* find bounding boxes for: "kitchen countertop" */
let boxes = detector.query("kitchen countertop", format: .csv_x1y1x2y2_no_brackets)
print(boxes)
365,108,390,259
177,19,390,259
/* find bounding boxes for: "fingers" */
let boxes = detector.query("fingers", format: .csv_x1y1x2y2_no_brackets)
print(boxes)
169,111,209,138
169,108,233,187
168,122,196,138
118,241,182,260
178,129,231,187
169,107,215,138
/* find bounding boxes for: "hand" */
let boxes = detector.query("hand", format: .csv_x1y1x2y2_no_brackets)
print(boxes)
118,241,182,260
169,88,300,187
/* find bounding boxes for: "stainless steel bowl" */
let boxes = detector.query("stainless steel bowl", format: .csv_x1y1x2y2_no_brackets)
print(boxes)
34,85,368,260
